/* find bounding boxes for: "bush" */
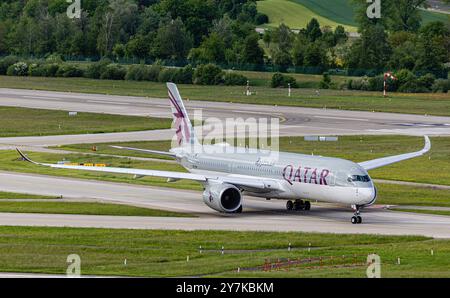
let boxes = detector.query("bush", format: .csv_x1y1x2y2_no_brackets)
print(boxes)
432,79,450,93
319,72,332,89
224,72,248,86
100,64,126,80
194,63,224,85
147,63,163,82
45,54,64,64
270,72,298,88
6,62,28,76
158,67,178,83
368,75,385,91
396,69,416,86
56,64,84,77
348,77,370,91
173,65,194,84
28,64,46,77
85,59,111,79
395,71,435,93
255,13,269,25
417,73,435,90
125,64,150,81
0,55,19,75
43,63,60,77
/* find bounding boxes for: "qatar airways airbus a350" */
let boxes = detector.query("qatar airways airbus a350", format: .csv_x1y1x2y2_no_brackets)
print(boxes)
17,83,431,224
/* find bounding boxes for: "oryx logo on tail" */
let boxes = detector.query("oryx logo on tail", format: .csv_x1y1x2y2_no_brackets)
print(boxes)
167,83,198,147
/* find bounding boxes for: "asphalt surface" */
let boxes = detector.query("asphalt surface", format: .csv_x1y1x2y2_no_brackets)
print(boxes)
1,171,449,238
0,89,449,147
0,88,449,239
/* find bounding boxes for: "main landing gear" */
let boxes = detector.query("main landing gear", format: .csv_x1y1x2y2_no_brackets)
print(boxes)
351,205,363,224
286,200,311,211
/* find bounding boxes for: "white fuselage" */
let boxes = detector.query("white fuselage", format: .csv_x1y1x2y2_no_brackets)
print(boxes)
176,145,377,206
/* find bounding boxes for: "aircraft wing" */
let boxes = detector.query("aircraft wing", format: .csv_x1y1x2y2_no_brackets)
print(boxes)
110,145,176,158
358,136,431,171
16,149,281,191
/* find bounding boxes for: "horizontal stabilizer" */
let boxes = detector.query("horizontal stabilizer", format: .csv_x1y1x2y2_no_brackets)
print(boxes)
110,145,176,158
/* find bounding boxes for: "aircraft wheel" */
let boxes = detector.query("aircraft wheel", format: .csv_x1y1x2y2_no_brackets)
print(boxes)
235,205,243,213
286,201,294,211
351,216,358,224
304,201,311,211
357,216,362,224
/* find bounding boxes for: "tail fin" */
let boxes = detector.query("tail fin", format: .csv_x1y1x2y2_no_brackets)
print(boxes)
167,83,199,147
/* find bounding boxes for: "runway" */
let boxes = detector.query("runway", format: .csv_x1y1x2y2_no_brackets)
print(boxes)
0,88,449,239
0,171,449,239
1,88,450,143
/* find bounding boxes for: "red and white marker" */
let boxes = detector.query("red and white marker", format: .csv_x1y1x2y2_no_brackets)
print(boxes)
384,71,397,97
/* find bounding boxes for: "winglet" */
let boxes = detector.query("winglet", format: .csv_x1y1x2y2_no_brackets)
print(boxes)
423,135,431,154
16,148,37,164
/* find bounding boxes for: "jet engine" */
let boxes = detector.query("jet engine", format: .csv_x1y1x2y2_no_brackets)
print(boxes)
202,183,242,213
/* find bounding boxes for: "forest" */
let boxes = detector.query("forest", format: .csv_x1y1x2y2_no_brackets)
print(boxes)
0,0,448,84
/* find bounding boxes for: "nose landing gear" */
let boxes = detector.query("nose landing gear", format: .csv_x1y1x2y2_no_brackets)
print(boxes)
351,205,363,224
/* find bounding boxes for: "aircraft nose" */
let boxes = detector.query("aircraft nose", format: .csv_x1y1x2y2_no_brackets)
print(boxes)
358,187,377,205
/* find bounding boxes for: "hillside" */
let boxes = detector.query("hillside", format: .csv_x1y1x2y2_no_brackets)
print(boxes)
257,0,449,32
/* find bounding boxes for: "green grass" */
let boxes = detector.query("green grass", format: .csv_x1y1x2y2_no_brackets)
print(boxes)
1,226,447,277
394,208,450,217
0,192,58,200
376,184,450,207
0,201,192,217
0,106,172,138
257,0,358,31
258,0,449,32
1,76,449,116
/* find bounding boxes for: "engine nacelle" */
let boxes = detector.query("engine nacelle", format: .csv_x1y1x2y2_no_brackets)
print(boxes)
202,183,242,213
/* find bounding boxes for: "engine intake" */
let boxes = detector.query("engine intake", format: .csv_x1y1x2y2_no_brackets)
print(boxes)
203,183,242,213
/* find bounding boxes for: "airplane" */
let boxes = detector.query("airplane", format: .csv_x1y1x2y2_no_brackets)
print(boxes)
16,83,431,224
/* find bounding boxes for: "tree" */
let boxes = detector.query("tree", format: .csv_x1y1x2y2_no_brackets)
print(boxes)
272,48,292,72
414,22,449,76
334,26,347,44
292,34,308,66
388,0,428,32
305,18,322,42
263,29,272,47
304,42,328,68
272,23,293,50
126,34,151,59
190,32,226,63
241,34,264,66
97,0,138,57
345,24,391,71
152,18,193,60
352,0,393,32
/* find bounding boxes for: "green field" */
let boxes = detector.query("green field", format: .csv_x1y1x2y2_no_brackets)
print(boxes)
376,184,450,207
57,135,450,186
0,192,58,200
0,226,448,277
257,0,449,31
257,0,357,31
1,76,449,116
0,201,191,217
0,106,172,138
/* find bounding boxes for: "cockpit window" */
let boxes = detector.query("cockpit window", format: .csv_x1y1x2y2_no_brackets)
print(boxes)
348,175,371,183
